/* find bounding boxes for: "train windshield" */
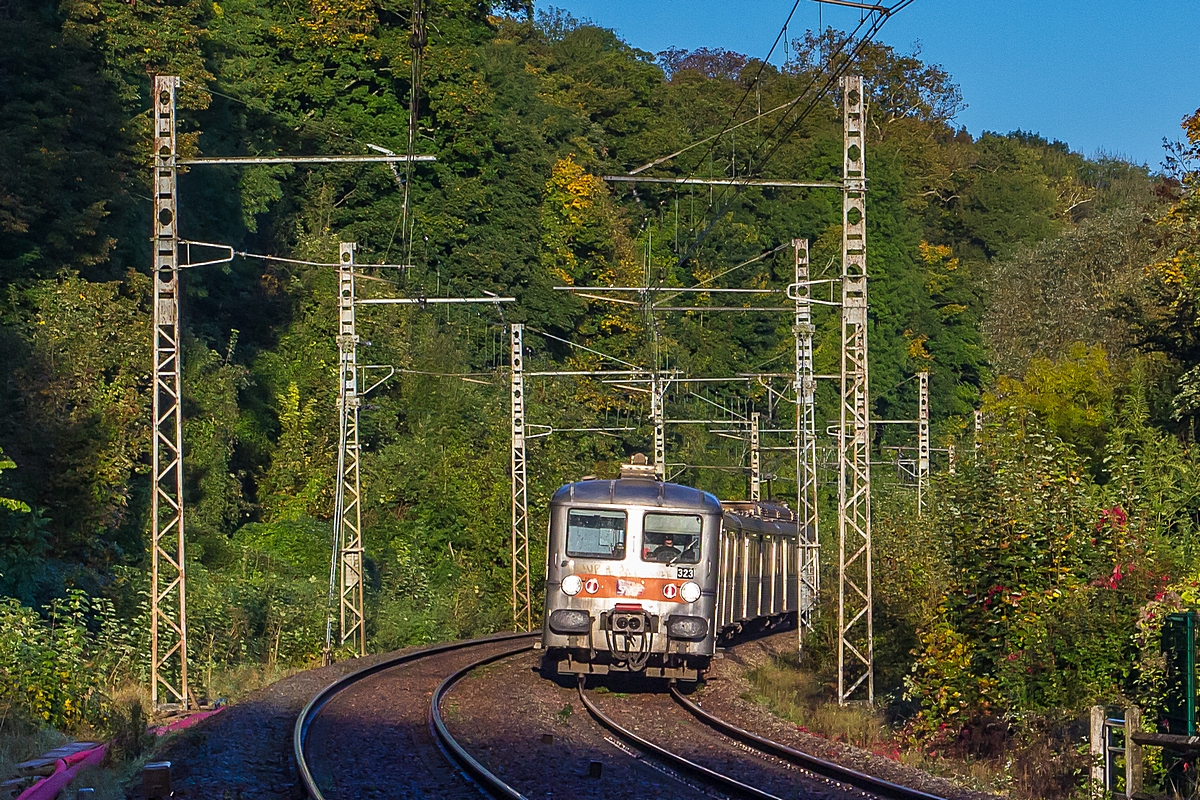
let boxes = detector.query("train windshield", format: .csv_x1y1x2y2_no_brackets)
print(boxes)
642,513,702,564
566,509,627,559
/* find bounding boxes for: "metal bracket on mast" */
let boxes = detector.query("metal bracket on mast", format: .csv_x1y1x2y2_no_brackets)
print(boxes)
793,238,820,650
510,324,532,631
334,242,365,657
151,75,189,712
837,75,873,706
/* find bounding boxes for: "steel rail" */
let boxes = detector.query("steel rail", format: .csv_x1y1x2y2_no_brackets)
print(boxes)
293,631,538,799
668,684,947,800
576,678,783,800
430,645,537,799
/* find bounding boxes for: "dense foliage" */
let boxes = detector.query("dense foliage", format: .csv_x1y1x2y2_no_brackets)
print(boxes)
1,0,1199,789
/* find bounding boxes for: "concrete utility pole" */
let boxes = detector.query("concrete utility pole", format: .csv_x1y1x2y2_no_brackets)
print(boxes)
837,75,873,706
150,75,189,712
333,243,365,657
793,239,820,647
510,324,532,631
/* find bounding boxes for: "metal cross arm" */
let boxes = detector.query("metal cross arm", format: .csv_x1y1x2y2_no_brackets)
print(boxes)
814,0,909,14
356,296,515,305
555,286,784,294
178,154,437,166
603,175,842,189
178,240,234,269
652,305,798,312
528,369,649,378
786,282,845,300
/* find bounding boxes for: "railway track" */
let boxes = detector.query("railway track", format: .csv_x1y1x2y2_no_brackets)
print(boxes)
578,677,949,800
668,682,945,800
294,631,537,799
577,676,783,800
296,632,949,800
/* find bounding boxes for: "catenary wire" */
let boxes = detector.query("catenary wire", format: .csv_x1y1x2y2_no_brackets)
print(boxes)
674,6,906,269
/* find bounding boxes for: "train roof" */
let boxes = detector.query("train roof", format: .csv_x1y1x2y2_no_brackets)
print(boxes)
551,478,722,512
722,509,799,536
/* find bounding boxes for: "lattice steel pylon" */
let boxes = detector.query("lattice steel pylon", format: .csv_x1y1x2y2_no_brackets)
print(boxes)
749,412,761,501
150,75,189,711
837,75,873,705
793,238,821,647
917,371,930,516
334,242,365,657
510,324,532,631
651,373,666,481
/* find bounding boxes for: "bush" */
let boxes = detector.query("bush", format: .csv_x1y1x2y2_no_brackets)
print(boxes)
0,591,136,732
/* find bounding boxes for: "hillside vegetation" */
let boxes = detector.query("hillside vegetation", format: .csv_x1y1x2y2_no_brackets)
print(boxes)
2,0,1200,793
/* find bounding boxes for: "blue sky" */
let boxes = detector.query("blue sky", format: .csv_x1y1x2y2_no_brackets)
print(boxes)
534,0,1200,169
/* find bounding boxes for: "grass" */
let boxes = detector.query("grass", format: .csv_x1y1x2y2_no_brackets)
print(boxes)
0,715,134,800
743,657,890,750
743,656,1014,796
0,721,69,783
201,662,304,704
1,658,314,800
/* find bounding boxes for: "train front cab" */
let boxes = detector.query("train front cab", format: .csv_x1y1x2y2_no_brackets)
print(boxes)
540,475,723,681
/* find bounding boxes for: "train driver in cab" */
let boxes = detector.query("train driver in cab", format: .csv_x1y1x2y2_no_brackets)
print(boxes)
643,521,699,564
648,534,680,562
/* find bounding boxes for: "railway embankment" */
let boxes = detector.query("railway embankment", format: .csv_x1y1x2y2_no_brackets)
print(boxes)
119,628,998,800
119,651,399,800
691,631,999,800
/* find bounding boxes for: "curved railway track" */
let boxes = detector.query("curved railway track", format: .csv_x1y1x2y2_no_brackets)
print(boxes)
577,676,783,800
668,682,945,800
578,676,950,800
294,631,536,800
430,643,535,800
296,632,949,800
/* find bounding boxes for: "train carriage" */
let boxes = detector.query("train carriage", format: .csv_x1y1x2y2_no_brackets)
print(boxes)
540,456,800,681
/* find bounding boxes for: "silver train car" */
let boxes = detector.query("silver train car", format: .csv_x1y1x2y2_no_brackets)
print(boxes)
539,458,800,681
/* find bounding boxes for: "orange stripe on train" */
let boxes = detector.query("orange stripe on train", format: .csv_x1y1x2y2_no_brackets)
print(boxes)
577,574,682,601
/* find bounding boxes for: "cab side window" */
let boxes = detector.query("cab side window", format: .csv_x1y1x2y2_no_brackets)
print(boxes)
566,509,627,559
642,513,702,564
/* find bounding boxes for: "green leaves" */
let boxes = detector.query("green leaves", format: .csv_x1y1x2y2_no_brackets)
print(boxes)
0,590,137,731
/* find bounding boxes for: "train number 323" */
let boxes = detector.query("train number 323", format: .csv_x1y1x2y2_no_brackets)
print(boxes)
676,567,695,579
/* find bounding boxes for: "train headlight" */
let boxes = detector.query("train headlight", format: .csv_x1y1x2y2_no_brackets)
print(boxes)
680,581,702,603
666,615,709,640
561,574,583,596
549,609,592,634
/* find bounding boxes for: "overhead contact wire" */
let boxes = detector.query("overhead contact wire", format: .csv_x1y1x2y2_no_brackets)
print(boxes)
676,7,901,269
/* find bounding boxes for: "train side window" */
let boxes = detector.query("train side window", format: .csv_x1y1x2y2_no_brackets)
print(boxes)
642,513,702,564
566,510,627,559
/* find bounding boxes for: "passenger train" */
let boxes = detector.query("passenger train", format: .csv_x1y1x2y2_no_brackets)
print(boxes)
539,455,801,681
